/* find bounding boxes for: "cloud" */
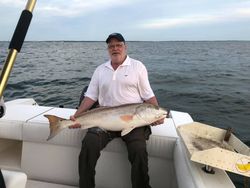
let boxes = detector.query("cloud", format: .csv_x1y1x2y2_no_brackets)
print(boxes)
0,0,24,6
140,3,250,29
0,0,138,17
36,0,136,17
140,15,218,29
235,8,250,17
1,0,250,40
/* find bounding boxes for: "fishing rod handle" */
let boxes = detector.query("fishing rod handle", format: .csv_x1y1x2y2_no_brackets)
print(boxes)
9,0,36,52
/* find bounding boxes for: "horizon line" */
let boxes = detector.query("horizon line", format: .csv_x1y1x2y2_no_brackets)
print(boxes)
1,40,250,42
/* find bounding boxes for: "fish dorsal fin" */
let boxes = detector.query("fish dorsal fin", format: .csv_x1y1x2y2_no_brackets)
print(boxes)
121,127,135,136
120,115,134,122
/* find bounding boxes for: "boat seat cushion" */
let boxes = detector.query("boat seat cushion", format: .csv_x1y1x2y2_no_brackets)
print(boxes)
2,169,27,188
23,118,178,159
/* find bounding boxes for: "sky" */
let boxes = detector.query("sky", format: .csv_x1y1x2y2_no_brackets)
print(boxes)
1,0,250,41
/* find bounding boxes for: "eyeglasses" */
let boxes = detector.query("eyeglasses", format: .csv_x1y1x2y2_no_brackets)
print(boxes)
107,43,124,50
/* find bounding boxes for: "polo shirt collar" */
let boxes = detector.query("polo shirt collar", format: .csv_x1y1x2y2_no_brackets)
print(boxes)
105,55,131,69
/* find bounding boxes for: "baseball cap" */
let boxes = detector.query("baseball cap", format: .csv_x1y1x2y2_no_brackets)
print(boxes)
106,33,125,43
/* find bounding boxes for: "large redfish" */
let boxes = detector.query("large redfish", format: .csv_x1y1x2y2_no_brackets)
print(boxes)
45,103,168,140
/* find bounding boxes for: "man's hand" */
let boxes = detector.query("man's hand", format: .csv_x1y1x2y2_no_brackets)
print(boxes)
151,118,165,126
68,115,81,129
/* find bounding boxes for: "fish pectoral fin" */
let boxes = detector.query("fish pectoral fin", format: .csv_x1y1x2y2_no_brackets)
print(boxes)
120,115,134,122
121,126,135,136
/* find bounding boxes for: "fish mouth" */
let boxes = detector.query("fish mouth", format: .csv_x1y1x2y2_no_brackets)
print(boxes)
159,114,167,119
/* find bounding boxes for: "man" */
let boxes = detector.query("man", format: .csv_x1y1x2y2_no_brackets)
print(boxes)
70,33,164,188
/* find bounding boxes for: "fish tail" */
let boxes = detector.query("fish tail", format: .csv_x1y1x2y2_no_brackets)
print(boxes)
44,115,66,141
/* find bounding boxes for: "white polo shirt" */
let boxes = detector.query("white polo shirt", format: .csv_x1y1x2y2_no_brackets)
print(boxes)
85,56,155,107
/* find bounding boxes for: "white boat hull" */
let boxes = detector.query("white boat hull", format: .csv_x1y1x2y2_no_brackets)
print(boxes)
0,99,236,188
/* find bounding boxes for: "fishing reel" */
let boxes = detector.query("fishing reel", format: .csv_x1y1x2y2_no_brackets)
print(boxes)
0,97,6,118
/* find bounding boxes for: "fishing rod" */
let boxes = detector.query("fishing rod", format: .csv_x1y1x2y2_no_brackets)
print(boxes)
0,1,36,185
0,0,37,100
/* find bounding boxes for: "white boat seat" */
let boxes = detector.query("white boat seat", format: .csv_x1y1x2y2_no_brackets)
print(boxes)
1,104,179,187
2,169,27,188
23,109,178,160
0,104,53,140
21,120,179,188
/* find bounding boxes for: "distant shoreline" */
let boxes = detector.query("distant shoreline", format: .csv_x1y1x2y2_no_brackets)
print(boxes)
1,40,250,42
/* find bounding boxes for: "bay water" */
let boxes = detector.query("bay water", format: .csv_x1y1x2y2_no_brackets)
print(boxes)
0,41,249,187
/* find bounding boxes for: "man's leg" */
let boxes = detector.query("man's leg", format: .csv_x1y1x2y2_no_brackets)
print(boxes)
122,127,151,188
78,129,110,188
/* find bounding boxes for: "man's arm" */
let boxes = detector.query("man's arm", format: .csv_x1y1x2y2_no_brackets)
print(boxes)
145,96,165,126
144,96,159,106
74,97,96,117
69,96,96,128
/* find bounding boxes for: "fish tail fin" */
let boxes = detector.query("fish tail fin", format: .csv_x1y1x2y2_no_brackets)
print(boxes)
44,115,66,141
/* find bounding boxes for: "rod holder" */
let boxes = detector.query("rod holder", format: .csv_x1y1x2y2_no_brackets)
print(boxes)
202,165,215,174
